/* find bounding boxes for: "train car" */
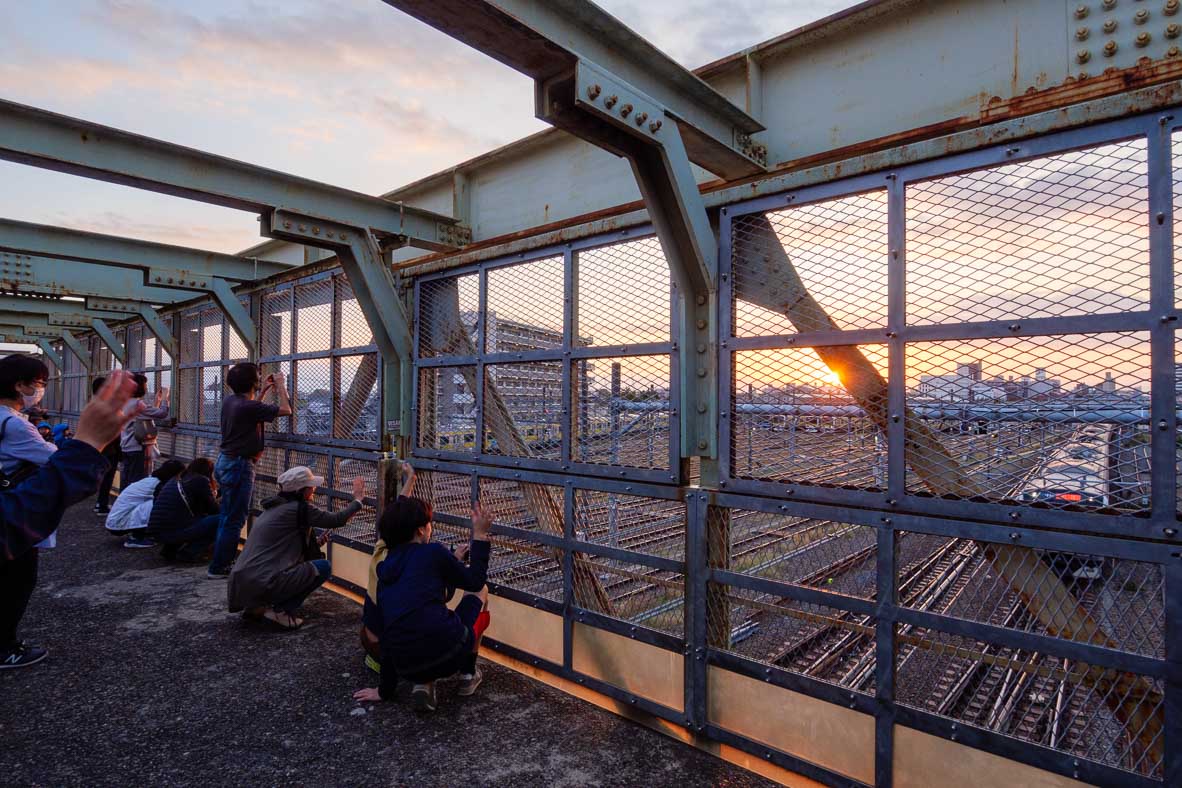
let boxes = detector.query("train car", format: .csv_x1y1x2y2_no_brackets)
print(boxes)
1021,426,1112,582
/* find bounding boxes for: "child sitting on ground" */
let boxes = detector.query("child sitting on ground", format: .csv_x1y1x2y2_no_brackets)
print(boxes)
353,497,492,712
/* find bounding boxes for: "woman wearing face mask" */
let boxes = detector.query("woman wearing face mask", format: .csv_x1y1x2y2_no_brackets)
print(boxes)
0,354,58,669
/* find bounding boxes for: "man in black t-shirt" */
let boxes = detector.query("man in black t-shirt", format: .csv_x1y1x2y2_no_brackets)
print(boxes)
208,363,292,578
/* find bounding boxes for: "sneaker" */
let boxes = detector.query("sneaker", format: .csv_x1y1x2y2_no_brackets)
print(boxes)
0,641,48,670
411,682,437,713
123,535,157,549
93,505,109,516
364,655,382,675
457,668,483,697
206,565,232,579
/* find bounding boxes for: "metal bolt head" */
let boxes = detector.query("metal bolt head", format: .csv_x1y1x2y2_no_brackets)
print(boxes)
1101,0,1115,9
695,294,707,306
1103,39,1118,55
1135,8,1149,23
648,119,662,133
587,84,601,100
1168,22,1181,37
697,439,708,450
1075,4,1089,18
696,368,707,378
1166,528,1179,537
696,319,707,330
1171,44,1182,56
298,224,306,232
1137,31,1152,45
1076,26,1090,40
1170,0,1181,16
1103,19,1117,33
1077,48,1091,63
619,103,632,118
603,94,617,109
283,221,292,229
697,404,707,414
634,111,648,126
696,343,706,353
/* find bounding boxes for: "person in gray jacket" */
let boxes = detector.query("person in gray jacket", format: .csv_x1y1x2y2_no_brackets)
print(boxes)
227,465,367,629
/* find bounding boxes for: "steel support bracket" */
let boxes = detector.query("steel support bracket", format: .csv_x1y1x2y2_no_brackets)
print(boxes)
264,209,414,451
57,331,91,373
41,313,95,329
91,318,126,363
0,252,191,304
144,269,256,356
32,338,63,368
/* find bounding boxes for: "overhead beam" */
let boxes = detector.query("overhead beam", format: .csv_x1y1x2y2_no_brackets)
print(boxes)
381,0,766,179
0,293,128,321
0,252,193,304
0,100,466,249
1,324,91,373
0,218,292,282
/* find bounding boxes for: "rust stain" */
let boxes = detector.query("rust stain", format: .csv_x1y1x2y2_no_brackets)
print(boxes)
1011,24,1020,99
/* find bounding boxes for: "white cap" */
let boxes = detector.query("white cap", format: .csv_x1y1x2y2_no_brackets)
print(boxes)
277,466,325,493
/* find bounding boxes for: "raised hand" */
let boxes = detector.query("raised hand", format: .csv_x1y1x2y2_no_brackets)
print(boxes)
471,502,493,541
75,371,140,451
351,475,367,502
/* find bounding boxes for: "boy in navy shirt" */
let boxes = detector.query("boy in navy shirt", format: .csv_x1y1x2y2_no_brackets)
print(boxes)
208,363,292,578
353,498,492,712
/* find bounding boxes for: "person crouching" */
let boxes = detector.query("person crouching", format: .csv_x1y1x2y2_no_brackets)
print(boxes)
352,498,492,712
228,466,367,630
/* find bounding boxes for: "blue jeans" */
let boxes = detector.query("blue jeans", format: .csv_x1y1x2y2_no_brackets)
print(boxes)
274,559,331,614
210,453,255,572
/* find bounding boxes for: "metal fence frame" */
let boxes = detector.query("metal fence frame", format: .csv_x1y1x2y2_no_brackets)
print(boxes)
405,108,1180,788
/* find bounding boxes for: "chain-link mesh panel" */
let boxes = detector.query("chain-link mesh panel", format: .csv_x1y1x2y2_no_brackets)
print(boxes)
196,435,219,461
295,279,333,354
905,333,1150,512
731,190,887,337
180,313,200,361
714,507,877,599
573,490,684,561
260,361,292,435
227,298,250,362
577,237,670,346
415,469,471,519
573,355,670,469
177,368,197,424
733,345,888,489
488,533,564,602
896,532,1163,658
485,257,564,354
483,362,562,460
156,430,174,458
144,331,158,369
418,273,478,358
158,369,172,405
173,433,196,460
478,478,563,536
287,449,331,479
416,365,476,451
261,291,292,358
334,274,373,349
907,138,1148,325
896,626,1163,779
200,307,223,363
294,358,332,436
572,552,685,637
706,582,875,691
127,324,143,370
199,367,222,426
335,355,378,442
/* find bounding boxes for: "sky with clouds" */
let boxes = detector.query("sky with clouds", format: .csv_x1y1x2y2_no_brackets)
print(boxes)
0,0,853,254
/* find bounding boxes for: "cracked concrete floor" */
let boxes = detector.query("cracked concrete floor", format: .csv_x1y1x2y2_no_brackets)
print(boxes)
0,502,776,787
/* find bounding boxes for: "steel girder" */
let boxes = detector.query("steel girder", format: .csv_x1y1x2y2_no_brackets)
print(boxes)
380,0,763,466
0,322,90,372
0,253,192,304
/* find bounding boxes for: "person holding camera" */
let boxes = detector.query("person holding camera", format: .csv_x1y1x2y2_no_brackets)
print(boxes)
228,466,367,630
352,499,493,712
208,363,292,579
119,374,170,548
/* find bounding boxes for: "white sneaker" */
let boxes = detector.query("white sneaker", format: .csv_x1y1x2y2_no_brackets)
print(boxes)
411,682,437,712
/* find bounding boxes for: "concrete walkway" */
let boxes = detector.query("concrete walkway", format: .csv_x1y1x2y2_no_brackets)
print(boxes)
0,502,774,787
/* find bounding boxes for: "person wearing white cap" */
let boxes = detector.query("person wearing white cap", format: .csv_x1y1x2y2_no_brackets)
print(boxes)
227,465,367,629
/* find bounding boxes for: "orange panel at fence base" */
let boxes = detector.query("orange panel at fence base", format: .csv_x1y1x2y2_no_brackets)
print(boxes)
329,542,373,592
484,595,565,666
571,623,684,713
707,666,875,785
892,726,1093,788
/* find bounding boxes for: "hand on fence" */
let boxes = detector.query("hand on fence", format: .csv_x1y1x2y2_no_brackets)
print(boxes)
75,371,140,452
454,542,471,562
351,475,366,502
471,502,492,541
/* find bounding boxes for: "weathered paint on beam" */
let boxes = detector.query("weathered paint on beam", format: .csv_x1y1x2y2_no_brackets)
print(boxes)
0,253,191,303
33,338,63,368
0,100,465,249
0,218,290,282
90,319,125,363
382,0,764,179
397,78,1182,278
